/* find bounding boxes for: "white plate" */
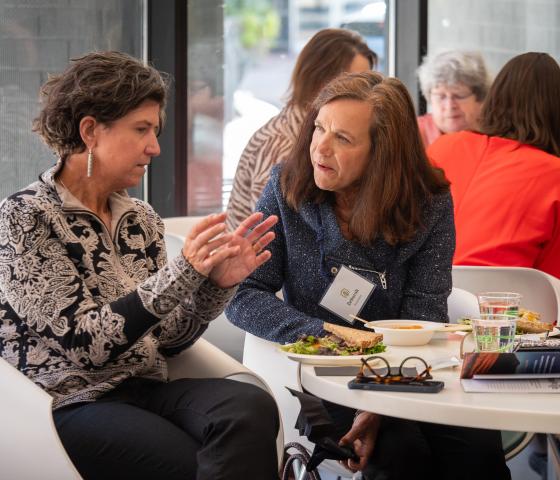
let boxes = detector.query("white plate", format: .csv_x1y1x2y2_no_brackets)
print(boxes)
281,350,372,366
517,327,560,340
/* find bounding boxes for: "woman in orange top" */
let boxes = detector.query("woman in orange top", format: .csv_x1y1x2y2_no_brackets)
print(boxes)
428,52,560,278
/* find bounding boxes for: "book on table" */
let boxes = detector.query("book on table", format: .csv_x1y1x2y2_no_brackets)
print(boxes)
460,351,560,393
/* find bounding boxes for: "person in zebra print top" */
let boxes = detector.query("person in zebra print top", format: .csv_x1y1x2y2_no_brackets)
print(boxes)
226,28,377,231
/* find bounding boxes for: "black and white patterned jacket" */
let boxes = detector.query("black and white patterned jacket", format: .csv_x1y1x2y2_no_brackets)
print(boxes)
0,162,234,409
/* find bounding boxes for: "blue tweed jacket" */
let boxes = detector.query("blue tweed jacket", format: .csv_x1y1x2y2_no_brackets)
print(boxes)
226,166,455,343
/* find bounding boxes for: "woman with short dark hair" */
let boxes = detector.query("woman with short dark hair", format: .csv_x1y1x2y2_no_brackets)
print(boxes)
0,50,280,479
428,52,560,277
226,28,377,231
227,71,510,479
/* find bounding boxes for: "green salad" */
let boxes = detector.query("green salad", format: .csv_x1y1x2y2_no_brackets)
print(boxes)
280,335,386,356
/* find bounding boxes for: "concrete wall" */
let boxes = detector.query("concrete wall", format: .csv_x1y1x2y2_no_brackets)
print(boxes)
428,0,560,78
0,0,143,199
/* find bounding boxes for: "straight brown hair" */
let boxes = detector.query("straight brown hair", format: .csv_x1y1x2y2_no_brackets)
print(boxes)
287,28,377,110
281,71,449,246
480,52,560,157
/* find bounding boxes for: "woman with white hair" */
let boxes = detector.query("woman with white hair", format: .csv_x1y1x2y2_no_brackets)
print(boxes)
416,50,491,146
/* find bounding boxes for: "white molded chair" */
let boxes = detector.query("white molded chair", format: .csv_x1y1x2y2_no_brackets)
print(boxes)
162,215,206,238
163,222,246,361
450,265,560,461
163,231,185,260
0,356,82,479
447,287,479,323
0,338,284,479
451,266,559,325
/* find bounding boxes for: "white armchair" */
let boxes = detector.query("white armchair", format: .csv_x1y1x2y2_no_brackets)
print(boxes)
162,215,205,238
0,338,284,479
0,356,82,479
447,287,479,323
450,265,560,461
452,265,559,325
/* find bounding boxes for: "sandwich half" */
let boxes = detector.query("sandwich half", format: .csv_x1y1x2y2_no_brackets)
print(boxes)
323,322,383,352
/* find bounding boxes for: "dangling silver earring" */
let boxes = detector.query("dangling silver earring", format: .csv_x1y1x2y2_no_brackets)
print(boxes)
87,148,93,178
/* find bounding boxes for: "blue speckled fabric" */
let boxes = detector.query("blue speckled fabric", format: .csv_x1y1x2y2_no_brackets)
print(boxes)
226,166,455,343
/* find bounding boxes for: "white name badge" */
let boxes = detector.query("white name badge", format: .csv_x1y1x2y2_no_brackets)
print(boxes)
319,266,376,324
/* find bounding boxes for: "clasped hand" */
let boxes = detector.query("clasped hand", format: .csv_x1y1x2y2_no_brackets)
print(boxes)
339,411,381,473
181,212,278,289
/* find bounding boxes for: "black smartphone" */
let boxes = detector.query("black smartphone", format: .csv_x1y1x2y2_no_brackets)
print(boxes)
348,379,444,393
314,366,360,377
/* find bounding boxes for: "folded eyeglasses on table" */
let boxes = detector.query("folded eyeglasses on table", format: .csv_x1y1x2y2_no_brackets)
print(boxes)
349,355,445,393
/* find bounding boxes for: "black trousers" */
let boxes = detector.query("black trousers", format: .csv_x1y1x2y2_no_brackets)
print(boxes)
325,401,511,480
54,377,279,480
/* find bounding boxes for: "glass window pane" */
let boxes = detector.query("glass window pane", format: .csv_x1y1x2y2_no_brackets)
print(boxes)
187,0,225,214
186,0,389,215
0,0,145,201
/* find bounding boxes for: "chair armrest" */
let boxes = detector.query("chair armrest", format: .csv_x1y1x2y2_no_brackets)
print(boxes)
166,338,257,381
0,358,81,479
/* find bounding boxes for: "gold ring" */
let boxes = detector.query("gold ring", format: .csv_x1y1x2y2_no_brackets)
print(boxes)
253,241,262,253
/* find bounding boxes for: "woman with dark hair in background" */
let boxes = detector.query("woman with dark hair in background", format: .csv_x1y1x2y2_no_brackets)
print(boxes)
428,52,560,278
227,71,510,480
226,28,377,231
0,51,280,480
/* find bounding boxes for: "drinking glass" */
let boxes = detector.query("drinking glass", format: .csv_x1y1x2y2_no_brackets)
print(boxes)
476,292,522,317
471,314,518,353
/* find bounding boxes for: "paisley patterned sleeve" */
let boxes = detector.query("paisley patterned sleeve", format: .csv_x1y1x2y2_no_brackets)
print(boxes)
145,215,237,355
0,196,217,368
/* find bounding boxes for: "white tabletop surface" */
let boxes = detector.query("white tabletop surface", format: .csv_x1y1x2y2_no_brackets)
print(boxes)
299,333,560,434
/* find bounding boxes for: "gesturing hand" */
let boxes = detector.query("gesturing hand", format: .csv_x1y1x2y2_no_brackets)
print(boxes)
181,212,237,278
339,412,381,472
209,212,278,288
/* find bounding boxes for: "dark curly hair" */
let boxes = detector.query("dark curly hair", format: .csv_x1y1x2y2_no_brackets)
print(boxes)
33,51,170,158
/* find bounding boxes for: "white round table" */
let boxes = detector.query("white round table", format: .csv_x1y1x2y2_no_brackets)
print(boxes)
298,334,560,434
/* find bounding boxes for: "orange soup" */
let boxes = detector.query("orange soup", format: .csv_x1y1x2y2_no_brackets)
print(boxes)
384,324,423,330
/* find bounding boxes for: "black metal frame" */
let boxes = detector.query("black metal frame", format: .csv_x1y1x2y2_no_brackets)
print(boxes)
147,0,188,217
394,0,428,114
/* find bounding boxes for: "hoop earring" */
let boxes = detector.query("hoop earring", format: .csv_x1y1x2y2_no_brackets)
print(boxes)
87,148,93,178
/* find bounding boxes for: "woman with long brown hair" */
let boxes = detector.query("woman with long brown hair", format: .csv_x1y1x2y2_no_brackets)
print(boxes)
428,52,560,277
227,71,510,479
226,28,376,231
